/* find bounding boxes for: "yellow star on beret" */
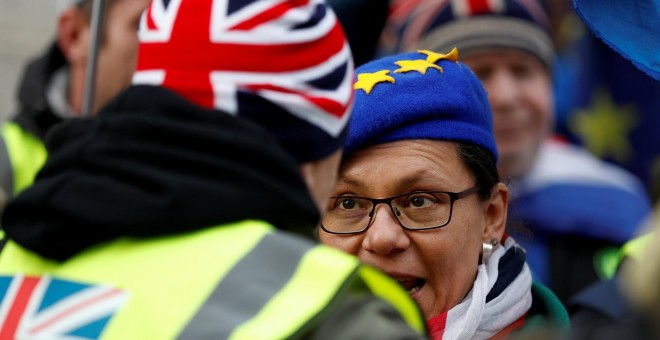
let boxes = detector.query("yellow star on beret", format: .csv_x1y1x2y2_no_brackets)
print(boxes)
418,47,459,64
354,70,395,95
393,59,443,74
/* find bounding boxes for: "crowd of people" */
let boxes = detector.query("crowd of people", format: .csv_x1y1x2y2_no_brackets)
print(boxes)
0,0,657,338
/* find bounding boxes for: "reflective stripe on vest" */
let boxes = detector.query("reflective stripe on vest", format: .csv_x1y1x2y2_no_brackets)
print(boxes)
0,130,12,199
180,231,363,339
595,233,654,280
620,233,653,264
0,122,48,197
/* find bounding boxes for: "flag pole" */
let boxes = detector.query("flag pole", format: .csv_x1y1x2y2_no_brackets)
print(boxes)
80,0,106,117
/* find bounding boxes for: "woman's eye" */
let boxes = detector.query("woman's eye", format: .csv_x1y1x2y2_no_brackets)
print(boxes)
338,199,357,210
410,196,432,208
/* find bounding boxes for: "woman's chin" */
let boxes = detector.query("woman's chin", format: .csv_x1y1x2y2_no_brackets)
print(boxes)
409,282,433,318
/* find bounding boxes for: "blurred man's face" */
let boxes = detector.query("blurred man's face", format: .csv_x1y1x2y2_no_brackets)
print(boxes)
64,0,149,114
91,0,150,113
462,49,553,180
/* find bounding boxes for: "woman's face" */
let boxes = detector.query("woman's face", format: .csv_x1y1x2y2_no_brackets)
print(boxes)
319,140,507,319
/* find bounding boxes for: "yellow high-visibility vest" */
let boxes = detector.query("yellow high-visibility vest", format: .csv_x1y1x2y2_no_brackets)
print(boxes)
0,122,48,198
0,220,426,339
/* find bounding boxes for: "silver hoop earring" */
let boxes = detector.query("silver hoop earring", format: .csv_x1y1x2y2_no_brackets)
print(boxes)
481,238,498,264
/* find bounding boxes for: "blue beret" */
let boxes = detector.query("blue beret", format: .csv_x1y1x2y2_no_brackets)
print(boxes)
346,50,498,162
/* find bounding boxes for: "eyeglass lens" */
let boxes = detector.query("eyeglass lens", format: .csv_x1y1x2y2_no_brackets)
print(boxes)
323,192,453,233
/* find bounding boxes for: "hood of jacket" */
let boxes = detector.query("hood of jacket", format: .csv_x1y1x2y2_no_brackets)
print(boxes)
2,85,320,261
13,42,67,139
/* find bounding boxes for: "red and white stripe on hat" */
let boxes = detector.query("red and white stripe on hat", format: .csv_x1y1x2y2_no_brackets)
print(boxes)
133,0,353,138
387,0,551,53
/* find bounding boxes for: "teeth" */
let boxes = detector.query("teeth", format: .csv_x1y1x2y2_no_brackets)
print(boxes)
396,278,422,295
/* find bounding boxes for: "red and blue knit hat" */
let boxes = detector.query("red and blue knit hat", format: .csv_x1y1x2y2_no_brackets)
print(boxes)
346,49,498,161
132,0,354,163
382,0,554,68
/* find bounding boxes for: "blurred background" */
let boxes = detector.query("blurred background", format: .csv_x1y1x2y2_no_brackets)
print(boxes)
0,0,657,197
0,0,56,122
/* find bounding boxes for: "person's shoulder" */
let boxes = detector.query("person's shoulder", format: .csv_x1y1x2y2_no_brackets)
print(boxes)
507,281,570,339
1,120,32,137
528,281,571,330
527,139,647,197
259,229,428,338
512,138,651,241
303,253,428,339
567,277,656,339
307,293,428,339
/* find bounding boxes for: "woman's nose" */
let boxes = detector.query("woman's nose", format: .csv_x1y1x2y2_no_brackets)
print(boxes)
362,205,411,256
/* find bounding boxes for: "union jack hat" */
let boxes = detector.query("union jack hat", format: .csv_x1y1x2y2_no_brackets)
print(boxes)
133,0,354,162
381,0,555,68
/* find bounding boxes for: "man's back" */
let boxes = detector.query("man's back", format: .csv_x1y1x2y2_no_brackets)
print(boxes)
0,83,427,339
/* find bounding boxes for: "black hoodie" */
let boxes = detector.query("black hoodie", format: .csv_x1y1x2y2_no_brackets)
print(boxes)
12,43,67,139
2,85,320,262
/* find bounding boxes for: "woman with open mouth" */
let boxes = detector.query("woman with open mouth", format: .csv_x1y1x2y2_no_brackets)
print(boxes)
318,49,570,339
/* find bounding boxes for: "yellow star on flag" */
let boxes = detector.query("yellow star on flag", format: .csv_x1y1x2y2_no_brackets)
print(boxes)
393,60,443,74
569,90,638,163
354,70,395,95
418,47,459,64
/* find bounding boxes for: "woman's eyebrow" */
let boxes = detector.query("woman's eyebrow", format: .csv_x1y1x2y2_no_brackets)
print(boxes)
335,176,362,188
396,170,451,188
337,170,452,192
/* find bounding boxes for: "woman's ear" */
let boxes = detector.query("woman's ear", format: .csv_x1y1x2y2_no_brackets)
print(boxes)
482,182,509,243
298,149,343,213
57,6,91,64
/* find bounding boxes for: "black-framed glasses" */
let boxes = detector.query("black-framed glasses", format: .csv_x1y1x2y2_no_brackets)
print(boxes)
320,186,481,234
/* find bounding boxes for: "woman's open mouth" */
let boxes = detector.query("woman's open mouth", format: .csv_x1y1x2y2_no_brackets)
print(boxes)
396,277,426,295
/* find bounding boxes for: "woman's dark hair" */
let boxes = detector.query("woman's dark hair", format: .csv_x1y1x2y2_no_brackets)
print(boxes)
456,142,500,200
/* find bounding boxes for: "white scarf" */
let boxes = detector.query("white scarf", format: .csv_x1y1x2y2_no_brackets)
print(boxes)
428,235,533,339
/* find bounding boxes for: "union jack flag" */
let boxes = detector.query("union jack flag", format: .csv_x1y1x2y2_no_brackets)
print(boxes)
0,275,128,339
133,0,353,139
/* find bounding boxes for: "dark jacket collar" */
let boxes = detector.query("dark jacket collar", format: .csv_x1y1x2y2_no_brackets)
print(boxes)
2,85,320,261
